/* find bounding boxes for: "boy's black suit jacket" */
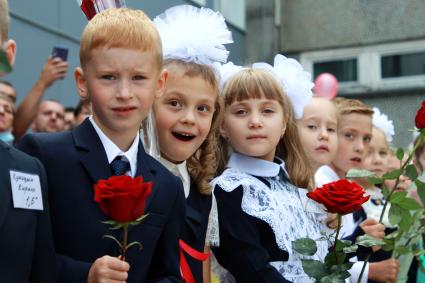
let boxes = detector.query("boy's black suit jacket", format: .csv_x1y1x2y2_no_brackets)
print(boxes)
18,119,186,283
0,141,56,282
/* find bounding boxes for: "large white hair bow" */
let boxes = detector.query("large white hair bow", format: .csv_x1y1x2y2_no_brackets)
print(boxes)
372,107,395,143
252,54,314,119
153,5,233,66
213,62,244,87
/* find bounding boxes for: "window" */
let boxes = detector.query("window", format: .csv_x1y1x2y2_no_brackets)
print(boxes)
381,52,425,78
313,58,358,82
299,39,425,95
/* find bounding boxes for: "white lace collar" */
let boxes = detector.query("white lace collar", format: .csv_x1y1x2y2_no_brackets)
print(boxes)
227,152,290,179
212,158,328,282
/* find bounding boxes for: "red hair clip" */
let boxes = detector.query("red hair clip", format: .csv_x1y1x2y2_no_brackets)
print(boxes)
77,0,126,20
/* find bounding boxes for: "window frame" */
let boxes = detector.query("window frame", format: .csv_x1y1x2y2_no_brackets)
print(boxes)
299,39,425,95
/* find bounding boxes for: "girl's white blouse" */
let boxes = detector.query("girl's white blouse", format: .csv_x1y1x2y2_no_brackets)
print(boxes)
211,153,328,282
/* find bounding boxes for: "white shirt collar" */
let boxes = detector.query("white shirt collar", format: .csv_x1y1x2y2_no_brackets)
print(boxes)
314,165,339,187
226,152,290,178
89,116,139,177
159,157,191,198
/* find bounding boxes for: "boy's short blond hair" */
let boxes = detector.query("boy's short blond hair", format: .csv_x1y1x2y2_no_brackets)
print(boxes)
334,97,373,117
0,0,9,43
79,8,162,69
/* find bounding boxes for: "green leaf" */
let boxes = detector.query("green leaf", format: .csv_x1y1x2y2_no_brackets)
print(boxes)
329,263,353,273
394,246,410,255
335,239,352,252
367,176,383,185
384,230,399,240
325,251,346,267
343,244,358,253
416,179,425,206
398,198,422,210
390,191,408,204
356,234,385,247
413,250,425,256
346,169,374,178
102,220,118,226
382,186,390,198
301,259,327,280
110,224,124,230
399,210,413,232
396,148,405,161
292,238,317,256
126,241,143,250
102,235,122,248
383,169,403,180
135,213,149,222
406,164,418,181
320,269,350,283
389,204,402,225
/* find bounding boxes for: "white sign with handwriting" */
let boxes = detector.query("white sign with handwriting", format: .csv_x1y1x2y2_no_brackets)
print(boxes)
9,170,43,210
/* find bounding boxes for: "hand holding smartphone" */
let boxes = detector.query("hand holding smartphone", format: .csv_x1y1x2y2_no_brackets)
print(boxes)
51,45,69,61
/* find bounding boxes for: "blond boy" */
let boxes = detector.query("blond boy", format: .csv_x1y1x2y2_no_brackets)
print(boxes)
18,8,185,283
317,98,400,283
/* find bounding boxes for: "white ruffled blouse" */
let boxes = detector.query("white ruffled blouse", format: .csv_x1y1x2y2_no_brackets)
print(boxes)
211,153,328,283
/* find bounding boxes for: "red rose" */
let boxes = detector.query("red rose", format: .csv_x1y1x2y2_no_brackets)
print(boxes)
307,179,370,215
94,175,152,223
415,100,425,129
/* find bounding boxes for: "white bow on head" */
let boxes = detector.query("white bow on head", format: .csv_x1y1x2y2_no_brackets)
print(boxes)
372,107,395,143
252,54,314,119
153,5,233,66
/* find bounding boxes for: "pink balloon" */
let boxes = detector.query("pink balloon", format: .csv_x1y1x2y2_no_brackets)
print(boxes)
314,73,339,99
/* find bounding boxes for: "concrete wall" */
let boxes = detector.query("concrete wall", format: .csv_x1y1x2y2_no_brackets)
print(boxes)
4,0,245,107
281,0,425,52
245,0,278,64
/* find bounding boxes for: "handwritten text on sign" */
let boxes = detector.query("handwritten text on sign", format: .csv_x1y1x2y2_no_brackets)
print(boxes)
9,170,43,210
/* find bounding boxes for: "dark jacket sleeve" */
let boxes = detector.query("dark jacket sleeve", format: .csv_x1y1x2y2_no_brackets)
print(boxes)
29,157,56,283
18,134,92,283
148,176,186,283
212,185,291,283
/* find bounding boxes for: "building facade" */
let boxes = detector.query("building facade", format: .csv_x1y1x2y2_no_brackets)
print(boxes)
247,0,425,147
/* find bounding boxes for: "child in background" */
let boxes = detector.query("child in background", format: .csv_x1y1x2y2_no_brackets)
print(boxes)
315,99,399,283
316,98,374,184
150,5,232,283
361,107,395,226
297,97,338,173
211,54,330,282
297,97,338,233
18,8,186,282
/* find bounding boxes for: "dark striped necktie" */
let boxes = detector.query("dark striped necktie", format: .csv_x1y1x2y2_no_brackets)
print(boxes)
110,156,130,176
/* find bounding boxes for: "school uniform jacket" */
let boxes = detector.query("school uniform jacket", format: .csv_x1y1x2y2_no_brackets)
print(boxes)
0,141,56,283
17,119,186,283
181,182,212,282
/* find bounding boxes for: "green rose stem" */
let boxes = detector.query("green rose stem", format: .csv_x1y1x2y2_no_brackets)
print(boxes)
395,222,425,259
121,224,129,261
357,133,424,283
334,214,342,264
378,145,417,223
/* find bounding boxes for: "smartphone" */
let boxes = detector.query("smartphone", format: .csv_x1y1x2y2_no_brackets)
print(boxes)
51,46,69,61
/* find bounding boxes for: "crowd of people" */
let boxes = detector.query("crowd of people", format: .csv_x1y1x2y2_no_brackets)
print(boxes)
0,56,92,144
1,1,425,283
